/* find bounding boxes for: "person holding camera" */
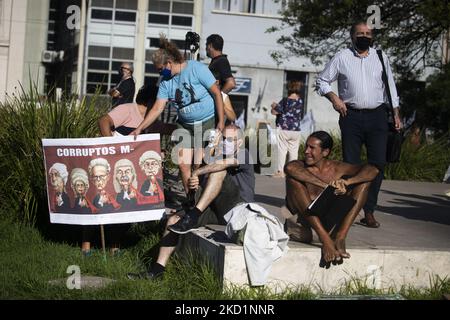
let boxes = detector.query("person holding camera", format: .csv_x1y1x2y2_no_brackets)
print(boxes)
131,36,224,196
206,34,237,123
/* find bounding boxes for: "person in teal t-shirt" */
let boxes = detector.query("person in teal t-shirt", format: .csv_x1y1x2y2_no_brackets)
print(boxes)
132,36,225,196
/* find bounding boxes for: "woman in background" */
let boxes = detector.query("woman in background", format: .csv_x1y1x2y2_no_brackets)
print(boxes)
271,80,305,178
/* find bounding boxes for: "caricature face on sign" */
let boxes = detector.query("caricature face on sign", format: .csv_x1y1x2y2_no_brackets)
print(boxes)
74,180,87,196
143,159,160,177
43,134,165,225
48,163,68,193
117,165,134,189
113,159,138,193
139,151,162,178
50,169,64,192
70,168,89,199
92,165,109,191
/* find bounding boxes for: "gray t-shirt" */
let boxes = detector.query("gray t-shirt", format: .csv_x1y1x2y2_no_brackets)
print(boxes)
228,148,255,203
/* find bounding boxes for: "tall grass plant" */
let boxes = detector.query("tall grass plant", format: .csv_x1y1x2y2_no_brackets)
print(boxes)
297,133,449,182
0,84,109,225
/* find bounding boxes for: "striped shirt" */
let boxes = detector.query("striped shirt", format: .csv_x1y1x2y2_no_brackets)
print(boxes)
316,47,399,109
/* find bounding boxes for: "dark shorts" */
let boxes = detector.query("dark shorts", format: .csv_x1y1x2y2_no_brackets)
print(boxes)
286,179,356,233
174,117,215,149
293,207,348,233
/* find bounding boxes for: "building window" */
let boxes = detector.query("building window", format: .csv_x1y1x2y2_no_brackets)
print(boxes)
88,46,110,58
215,0,230,11
88,60,110,70
148,14,170,24
115,11,136,22
116,0,138,10
172,1,193,14
91,0,114,8
172,15,192,26
112,47,135,60
243,0,256,13
215,0,262,14
148,0,171,12
86,0,138,94
145,0,195,84
91,9,113,20
147,0,194,29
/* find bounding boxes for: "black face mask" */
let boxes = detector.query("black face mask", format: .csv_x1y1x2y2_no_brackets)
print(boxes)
354,36,372,51
118,69,124,77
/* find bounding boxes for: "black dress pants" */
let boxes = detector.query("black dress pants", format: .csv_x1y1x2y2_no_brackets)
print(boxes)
339,105,388,214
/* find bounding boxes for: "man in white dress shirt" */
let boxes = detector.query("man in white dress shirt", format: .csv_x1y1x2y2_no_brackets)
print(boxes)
316,22,402,228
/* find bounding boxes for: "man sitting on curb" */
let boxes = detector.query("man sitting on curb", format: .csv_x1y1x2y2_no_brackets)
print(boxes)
282,131,379,267
128,124,254,279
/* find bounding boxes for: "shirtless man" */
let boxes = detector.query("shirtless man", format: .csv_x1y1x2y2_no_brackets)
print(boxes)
284,131,379,266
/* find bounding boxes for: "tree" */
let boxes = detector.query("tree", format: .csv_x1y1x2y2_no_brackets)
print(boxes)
423,63,450,133
268,0,450,78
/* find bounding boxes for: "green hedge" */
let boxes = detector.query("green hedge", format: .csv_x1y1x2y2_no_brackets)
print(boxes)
0,85,109,225
297,133,449,182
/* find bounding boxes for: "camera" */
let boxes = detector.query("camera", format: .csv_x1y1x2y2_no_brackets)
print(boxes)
185,31,200,54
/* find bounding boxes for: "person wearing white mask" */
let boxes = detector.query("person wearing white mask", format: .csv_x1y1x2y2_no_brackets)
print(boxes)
203,123,255,203
220,123,255,203
128,124,255,280
169,123,255,234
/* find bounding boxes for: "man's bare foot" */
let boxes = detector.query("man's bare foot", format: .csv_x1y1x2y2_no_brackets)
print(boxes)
281,206,313,243
322,241,341,263
335,238,350,259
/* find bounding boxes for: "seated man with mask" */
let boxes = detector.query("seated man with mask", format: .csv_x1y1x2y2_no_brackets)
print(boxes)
127,123,255,279
170,123,255,234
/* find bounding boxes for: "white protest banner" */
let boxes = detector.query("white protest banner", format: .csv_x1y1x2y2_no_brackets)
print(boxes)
42,134,165,225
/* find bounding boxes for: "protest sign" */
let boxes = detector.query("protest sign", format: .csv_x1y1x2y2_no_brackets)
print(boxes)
42,134,165,225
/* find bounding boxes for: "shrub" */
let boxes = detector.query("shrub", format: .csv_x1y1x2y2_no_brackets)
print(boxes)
384,133,450,182
0,84,109,225
297,133,450,182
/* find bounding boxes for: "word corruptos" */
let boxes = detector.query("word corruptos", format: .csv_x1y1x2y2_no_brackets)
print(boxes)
56,145,132,157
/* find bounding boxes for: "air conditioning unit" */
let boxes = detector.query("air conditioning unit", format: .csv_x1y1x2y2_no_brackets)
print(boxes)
42,50,65,63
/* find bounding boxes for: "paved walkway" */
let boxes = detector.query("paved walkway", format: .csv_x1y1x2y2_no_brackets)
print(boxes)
254,175,450,251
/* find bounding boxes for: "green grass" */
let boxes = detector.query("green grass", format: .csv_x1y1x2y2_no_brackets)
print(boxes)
1,215,448,300
1,85,448,300
0,215,220,300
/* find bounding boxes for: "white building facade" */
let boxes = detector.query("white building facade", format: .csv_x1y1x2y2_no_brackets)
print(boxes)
1,0,341,133
199,0,339,133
